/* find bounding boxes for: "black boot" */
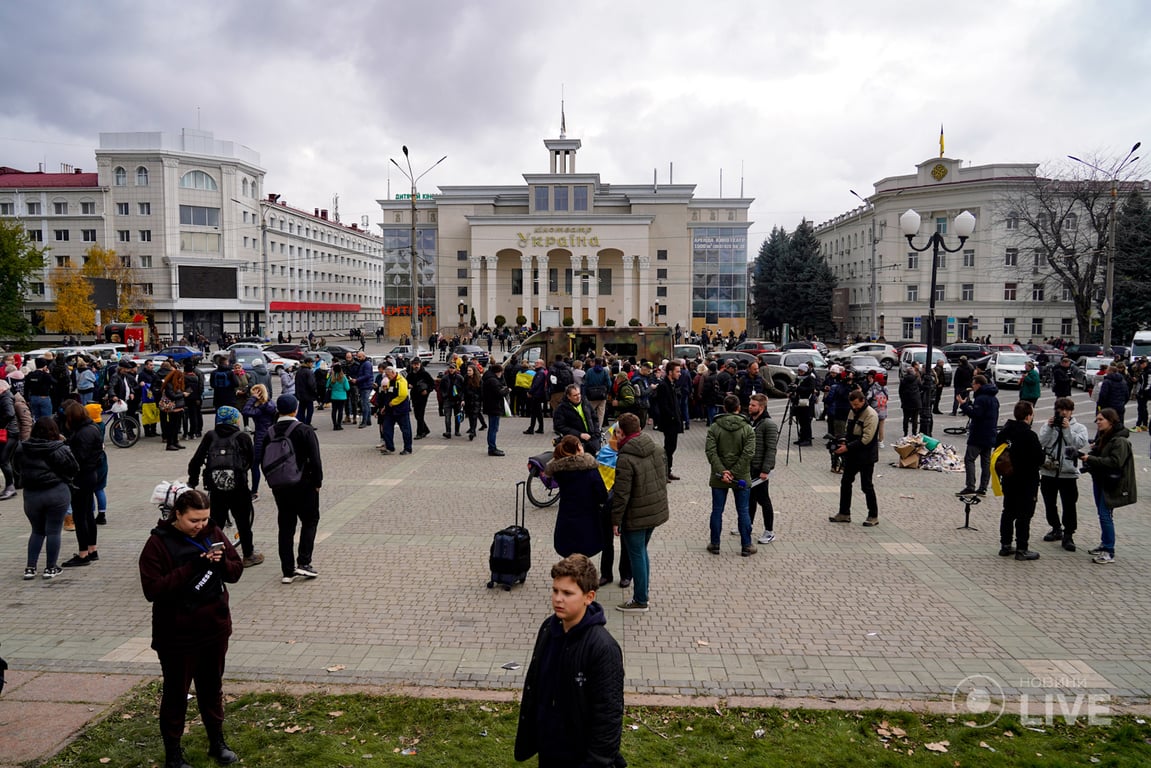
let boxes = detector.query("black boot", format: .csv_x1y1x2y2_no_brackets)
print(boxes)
207,730,239,765
164,736,193,768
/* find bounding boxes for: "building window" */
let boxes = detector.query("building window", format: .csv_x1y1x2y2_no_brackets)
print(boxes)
1005,248,1018,267
1061,318,1073,337
138,202,151,215
1004,282,1017,300
1061,285,1072,301
935,217,948,234
54,229,69,241
1065,213,1078,230
121,255,132,268
457,250,468,261
81,201,95,215
457,268,468,279
906,252,919,269
27,229,43,242
657,286,668,298
457,286,468,297
534,186,548,211
117,202,129,216
136,166,149,186
901,317,916,338
53,201,68,215
140,255,152,268
242,178,249,197
554,186,568,211
906,285,919,302
1006,212,1018,230
27,201,41,215
178,205,220,226
179,170,218,190
937,253,946,269
709,210,717,221
656,268,668,280
55,255,70,267
963,249,975,267
961,283,974,301
1003,317,1016,337
657,249,668,261
1031,283,1044,301
114,166,126,186
29,282,45,296
179,232,221,252
0,202,12,215
137,283,154,295
1031,318,1044,337
598,268,612,296
82,229,96,242
574,186,588,211
511,268,523,295
117,230,130,243
139,230,152,242
934,284,945,301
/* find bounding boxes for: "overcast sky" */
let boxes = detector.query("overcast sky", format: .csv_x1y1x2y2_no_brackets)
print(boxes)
2,0,1147,245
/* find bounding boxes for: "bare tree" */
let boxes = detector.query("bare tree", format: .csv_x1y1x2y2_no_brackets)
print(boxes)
997,156,1145,342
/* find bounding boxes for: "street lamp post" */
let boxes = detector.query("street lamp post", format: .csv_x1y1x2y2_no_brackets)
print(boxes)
390,146,446,346
900,209,976,436
850,190,879,340
1067,142,1141,351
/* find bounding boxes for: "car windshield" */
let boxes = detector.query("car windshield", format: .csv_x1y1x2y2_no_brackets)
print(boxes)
908,349,946,365
851,356,881,367
998,353,1029,365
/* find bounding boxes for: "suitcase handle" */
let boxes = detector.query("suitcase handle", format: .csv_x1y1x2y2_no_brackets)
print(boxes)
515,479,526,528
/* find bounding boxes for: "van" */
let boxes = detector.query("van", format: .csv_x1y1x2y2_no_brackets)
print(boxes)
1131,330,1151,359
673,344,705,363
511,326,673,367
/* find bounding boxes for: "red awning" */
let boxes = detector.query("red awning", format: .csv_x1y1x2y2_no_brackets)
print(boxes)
269,301,361,313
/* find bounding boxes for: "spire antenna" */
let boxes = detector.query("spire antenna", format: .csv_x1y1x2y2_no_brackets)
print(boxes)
560,84,567,139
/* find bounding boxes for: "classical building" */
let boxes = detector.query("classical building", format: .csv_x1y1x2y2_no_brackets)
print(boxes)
816,155,1102,344
377,130,754,339
1,128,385,342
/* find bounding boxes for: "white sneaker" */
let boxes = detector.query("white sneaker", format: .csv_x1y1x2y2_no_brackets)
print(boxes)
281,575,296,584
879,442,886,449
1092,552,1115,564
757,531,776,544
729,529,739,536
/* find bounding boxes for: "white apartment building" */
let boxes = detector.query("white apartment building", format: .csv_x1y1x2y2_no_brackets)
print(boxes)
1,128,385,342
376,130,754,339
818,155,1087,344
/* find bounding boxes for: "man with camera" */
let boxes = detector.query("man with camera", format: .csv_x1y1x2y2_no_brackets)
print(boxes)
956,375,1000,496
1038,396,1090,551
829,390,880,526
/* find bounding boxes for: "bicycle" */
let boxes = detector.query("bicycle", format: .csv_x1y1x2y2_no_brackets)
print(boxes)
103,408,141,448
526,451,560,508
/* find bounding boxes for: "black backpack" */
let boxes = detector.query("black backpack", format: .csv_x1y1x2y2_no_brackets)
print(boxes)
212,369,232,391
262,422,303,489
205,431,246,491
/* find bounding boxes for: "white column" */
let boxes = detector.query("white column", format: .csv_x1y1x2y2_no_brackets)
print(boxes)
536,253,550,317
622,254,635,324
569,253,583,324
520,254,533,325
484,254,498,325
470,256,482,323
637,254,652,327
585,253,599,325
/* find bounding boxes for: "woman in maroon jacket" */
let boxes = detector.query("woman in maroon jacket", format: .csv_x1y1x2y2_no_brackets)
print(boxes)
139,489,243,768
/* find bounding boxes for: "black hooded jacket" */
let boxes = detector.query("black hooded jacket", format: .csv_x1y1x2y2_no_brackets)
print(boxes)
14,437,78,490
995,418,1044,492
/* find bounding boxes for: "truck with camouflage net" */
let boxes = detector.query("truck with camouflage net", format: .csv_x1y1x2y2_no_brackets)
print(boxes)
509,326,674,366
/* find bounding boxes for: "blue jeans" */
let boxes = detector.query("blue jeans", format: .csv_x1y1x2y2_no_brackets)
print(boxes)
487,413,500,451
383,409,413,452
711,486,751,548
297,398,314,425
358,388,373,426
30,395,52,420
621,528,653,604
1093,482,1115,555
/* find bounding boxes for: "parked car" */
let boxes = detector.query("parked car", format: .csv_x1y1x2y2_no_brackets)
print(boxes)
673,343,706,363
828,343,898,369
941,342,991,363
453,345,490,366
987,343,1025,354
1072,356,1113,391
987,352,1031,388
83,343,128,361
265,344,307,360
1064,343,1106,360
733,340,779,355
387,345,434,365
759,350,830,384
780,340,830,357
843,355,886,378
898,346,953,386
144,345,203,364
322,344,359,357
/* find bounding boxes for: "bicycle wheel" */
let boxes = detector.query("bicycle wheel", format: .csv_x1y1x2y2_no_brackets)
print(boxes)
526,473,560,508
943,425,968,436
110,415,140,448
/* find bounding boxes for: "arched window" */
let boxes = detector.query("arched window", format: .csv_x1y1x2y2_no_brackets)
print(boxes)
242,178,249,196
113,166,127,186
136,166,149,186
179,170,218,190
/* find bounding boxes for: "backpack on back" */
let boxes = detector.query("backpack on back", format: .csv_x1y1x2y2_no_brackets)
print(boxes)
212,369,232,391
993,441,1014,479
205,431,245,491
261,421,303,489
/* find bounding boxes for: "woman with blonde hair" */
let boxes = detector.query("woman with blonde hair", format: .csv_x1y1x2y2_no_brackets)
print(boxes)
241,383,277,501
160,368,188,451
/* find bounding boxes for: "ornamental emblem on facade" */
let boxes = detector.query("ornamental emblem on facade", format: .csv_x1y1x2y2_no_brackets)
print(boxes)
931,163,949,181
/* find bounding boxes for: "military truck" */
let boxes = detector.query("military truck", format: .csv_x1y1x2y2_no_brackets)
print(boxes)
509,326,674,366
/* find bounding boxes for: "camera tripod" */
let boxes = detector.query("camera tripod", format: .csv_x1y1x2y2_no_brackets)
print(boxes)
782,397,803,465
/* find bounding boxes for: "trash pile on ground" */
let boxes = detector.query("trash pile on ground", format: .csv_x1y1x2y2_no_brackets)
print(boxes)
891,434,964,472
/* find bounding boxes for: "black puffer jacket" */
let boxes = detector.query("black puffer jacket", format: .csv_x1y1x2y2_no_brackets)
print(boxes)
65,420,105,477
611,431,669,531
995,419,1044,492
14,437,78,490
515,602,625,767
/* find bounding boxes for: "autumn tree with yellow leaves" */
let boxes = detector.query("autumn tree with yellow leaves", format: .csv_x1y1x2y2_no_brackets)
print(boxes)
80,245,153,322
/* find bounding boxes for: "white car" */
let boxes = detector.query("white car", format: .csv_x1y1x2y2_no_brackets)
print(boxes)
387,345,434,363
988,352,1030,388
829,342,898,369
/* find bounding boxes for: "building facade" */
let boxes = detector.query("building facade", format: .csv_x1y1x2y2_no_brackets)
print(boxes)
817,155,1086,344
1,128,385,342
376,132,754,339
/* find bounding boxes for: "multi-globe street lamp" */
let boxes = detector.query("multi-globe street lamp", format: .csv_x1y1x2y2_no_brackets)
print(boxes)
900,209,976,436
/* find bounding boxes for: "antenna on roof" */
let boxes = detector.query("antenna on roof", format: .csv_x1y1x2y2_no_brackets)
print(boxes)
560,84,567,139
740,160,744,198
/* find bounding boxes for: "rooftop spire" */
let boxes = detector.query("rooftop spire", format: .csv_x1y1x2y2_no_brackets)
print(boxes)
560,84,566,139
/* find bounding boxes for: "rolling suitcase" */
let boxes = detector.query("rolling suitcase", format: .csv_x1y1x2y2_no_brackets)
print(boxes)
487,480,531,590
